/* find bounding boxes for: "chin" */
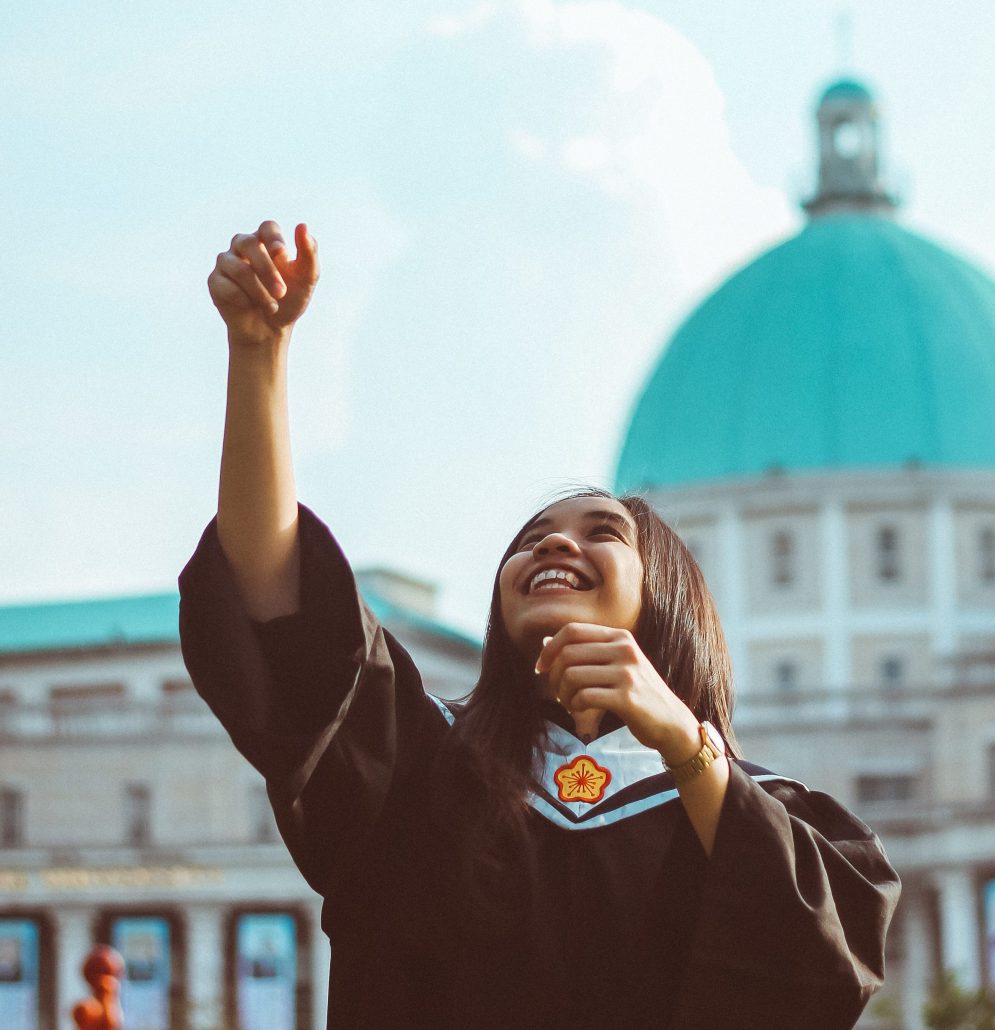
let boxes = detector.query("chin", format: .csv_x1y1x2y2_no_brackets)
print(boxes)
514,608,588,644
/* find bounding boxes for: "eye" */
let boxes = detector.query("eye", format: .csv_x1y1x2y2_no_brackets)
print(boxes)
516,532,542,551
590,524,625,541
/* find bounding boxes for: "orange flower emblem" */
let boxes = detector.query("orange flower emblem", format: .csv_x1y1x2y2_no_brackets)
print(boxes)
553,755,612,804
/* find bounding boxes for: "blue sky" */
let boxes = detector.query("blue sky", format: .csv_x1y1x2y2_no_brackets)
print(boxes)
3,0,995,633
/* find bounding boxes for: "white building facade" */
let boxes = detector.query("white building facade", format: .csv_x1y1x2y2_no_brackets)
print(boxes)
0,575,479,1030
615,79,995,1029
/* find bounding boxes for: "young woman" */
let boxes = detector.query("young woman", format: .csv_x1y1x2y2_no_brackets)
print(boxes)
179,221,900,1030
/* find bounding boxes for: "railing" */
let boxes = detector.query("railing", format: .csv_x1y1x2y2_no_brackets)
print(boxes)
3,678,995,740
734,679,995,727
0,697,223,740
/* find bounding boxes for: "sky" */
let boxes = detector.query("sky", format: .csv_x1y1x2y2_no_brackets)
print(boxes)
3,0,995,635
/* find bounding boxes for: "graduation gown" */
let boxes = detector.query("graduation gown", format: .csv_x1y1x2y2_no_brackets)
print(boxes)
178,504,900,1030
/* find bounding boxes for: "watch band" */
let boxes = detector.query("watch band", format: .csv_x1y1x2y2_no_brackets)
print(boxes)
666,721,724,786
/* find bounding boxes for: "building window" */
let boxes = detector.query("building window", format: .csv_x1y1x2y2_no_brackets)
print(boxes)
0,918,42,1016
774,660,799,692
50,683,126,734
875,525,901,582
125,784,152,847
0,689,15,734
855,774,918,804
770,530,795,587
980,527,995,585
880,656,905,689
250,784,278,844
231,912,304,1030
1,786,24,847
111,916,172,1029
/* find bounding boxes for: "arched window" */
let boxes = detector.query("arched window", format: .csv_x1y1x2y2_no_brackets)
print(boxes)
979,527,995,584
228,909,312,1030
250,783,278,844
96,910,186,1030
0,786,24,847
876,525,900,581
771,530,795,587
125,783,152,847
774,660,798,692
879,656,905,688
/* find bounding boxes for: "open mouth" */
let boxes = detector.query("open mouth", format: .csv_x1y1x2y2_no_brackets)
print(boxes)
528,568,593,593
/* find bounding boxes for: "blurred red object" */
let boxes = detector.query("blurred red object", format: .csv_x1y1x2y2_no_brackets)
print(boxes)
72,945,124,1030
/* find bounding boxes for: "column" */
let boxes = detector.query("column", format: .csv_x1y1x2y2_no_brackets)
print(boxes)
928,496,957,659
187,905,225,1030
310,902,330,1030
53,906,95,1030
717,504,746,691
935,867,981,990
821,498,850,690
900,888,932,1030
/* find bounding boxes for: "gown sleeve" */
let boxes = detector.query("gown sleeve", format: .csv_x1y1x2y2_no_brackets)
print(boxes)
177,503,450,900
673,761,901,1030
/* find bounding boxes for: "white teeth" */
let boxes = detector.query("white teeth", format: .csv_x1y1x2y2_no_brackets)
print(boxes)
530,568,583,592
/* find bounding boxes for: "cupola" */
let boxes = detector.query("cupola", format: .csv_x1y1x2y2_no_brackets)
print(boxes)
802,78,897,217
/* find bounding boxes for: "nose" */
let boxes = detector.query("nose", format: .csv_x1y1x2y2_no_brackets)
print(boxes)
532,532,581,557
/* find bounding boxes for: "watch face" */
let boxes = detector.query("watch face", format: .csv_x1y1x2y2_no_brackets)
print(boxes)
702,721,726,756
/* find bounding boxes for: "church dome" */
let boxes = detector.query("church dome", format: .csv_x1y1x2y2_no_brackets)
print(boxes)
614,83,995,492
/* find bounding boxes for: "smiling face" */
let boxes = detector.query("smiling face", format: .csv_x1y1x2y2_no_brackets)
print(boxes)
498,495,644,658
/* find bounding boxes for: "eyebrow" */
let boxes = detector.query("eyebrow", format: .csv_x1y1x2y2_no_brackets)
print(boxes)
523,509,637,538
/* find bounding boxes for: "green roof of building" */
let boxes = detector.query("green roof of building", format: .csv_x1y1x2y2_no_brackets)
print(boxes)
615,215,995,492
0,587,479,656
0,593,182,654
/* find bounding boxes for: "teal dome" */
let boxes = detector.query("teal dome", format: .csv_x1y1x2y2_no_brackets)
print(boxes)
615,215,995,491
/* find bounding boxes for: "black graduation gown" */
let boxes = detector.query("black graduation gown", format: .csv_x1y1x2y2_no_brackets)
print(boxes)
178,504,900,1030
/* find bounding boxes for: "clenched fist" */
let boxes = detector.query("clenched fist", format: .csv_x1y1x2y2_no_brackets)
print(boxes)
208,220,320,348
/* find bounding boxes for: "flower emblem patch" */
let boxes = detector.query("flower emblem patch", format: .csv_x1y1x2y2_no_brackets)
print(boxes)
553,755,612,804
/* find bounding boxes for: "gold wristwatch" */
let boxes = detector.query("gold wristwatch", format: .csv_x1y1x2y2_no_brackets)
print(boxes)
665,721,725,786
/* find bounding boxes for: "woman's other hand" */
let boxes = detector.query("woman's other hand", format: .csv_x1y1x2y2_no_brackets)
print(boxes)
208,221,320,348
535,623,701,766
537,622,730,854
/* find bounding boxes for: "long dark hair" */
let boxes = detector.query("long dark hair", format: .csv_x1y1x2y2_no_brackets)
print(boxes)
451,487,740,821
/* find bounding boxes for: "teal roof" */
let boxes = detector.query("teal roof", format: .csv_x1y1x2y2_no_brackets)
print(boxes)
615,215,995,492
820,78,873,104
0,587,479,656
0,593,181,654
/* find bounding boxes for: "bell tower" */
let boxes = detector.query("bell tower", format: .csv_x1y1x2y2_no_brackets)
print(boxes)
802,79,898,217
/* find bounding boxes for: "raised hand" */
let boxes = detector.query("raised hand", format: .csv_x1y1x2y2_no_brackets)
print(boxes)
535,623,701,764
208,221,320,347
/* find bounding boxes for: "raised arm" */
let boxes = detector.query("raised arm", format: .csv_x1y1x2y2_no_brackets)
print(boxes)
207,221,320,620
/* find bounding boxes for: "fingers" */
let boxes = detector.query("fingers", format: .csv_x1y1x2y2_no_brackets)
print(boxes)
257,220,288,260
214,249,281,314
535,624,643,714
231,233,287,301
208,220,318,329
291,222,320,287
557,684,621,715
535,623,628,674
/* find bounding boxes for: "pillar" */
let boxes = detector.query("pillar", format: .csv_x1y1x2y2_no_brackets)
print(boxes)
53,906,95,1030
935,867,981,990
186,905,225,1030
900,888,932,1030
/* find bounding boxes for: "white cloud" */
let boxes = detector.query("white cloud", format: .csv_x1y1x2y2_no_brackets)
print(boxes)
427,2,500,38
510,0,796,292
509,129,548,162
